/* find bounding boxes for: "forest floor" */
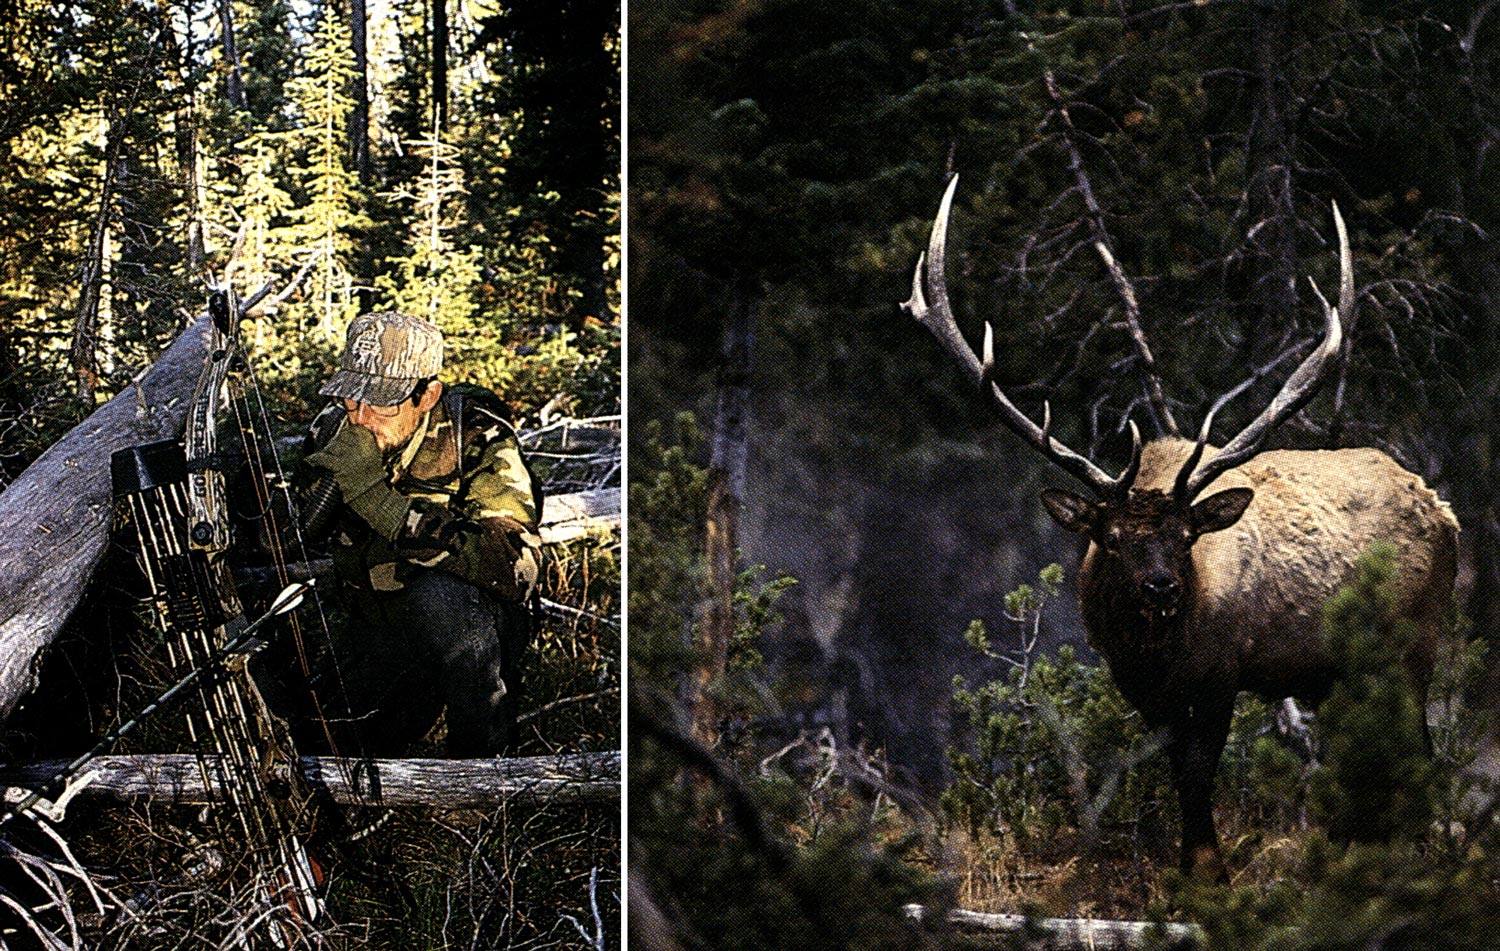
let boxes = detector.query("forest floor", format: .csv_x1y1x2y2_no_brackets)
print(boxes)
944,811,1316,922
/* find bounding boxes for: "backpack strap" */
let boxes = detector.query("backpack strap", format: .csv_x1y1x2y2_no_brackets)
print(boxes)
442,384,545,527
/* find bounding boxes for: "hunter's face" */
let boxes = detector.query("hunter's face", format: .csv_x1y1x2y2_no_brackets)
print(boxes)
342,381,444,453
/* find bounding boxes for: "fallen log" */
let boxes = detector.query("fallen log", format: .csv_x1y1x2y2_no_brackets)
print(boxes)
0,751,619,809
903,905,1202,950
538,486,621,544
0,316,213,720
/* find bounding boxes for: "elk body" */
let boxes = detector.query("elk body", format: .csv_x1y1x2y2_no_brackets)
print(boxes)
904,177,1459,877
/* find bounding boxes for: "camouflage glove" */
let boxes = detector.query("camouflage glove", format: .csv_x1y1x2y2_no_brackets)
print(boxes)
302,424,410,541
396,499,480,555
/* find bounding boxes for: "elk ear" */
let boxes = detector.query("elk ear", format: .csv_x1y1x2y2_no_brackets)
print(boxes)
1191,487,1254,534
1040,489,1097,534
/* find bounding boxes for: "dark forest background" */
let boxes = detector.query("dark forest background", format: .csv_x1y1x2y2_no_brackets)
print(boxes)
630,1,1500,947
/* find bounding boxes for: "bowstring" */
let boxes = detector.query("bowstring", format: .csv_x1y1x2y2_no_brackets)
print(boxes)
130,479,250,845
230,333,377,802
128,462,291,887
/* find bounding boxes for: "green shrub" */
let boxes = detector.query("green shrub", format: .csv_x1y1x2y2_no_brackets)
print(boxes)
944,565,1175,859
1168,546,1500,951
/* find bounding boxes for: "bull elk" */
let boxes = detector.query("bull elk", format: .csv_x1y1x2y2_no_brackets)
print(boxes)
903,176,1458,877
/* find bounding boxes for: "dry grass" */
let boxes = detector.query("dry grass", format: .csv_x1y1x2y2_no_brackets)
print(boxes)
942,804,1317,922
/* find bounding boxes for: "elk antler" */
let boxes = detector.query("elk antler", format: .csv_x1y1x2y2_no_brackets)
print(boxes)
902,175,1142,501
1174,202,1349,501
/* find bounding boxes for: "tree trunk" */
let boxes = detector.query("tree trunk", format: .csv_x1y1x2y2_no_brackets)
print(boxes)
216,0,247,111
566,197,611,326
432,0,448,131
0,752,619,808
350,0,375,310
1245,0,1298,368
0,316,212,721
1446,13,1500,720
1445,234,1500,710
71,100,133,404
349,0,371,184
692,288,755,746
176,107,204,273
155,0,204,272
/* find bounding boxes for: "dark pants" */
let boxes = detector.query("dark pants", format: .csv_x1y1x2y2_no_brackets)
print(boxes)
332,571,531,757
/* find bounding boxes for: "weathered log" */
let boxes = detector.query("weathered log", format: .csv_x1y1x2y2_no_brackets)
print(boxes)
0,316,212,720
539,486,621,544
0,751,619,809
904,905,1202,950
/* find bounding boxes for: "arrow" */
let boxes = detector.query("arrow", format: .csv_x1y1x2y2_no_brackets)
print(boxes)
0,582,313,830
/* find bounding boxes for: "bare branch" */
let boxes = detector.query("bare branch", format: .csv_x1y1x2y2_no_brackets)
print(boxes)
903,174,1143,500
1043,69,1179,437
1179,203,1349,499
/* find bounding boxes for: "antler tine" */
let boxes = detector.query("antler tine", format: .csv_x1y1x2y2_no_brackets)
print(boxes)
902,175,983,382
1180,201,1347,499
1173,401,1217,501
1113,418,1143,502
903,175,1138,499
1335,200,1355,335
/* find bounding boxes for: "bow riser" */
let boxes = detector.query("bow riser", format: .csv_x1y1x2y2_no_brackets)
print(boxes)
115,441,241,631
185,288,241,562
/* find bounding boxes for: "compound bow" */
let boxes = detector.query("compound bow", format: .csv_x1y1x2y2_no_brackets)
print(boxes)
110,287,335,947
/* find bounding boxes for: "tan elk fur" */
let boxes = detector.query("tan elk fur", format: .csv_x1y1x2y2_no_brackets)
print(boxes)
1079,439,1459,694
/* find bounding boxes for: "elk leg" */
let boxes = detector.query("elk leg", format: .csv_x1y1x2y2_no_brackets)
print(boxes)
1165,698,1234,881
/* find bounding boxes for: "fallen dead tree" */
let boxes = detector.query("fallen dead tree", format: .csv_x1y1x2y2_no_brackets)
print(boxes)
904,905,1202,950
0,751,619,809
539,486,621,543
0,316,213,720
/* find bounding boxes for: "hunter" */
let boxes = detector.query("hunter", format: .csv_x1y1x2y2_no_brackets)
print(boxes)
300,311,540,757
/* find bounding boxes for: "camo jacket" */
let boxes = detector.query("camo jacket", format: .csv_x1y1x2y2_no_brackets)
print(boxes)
306,389,540,601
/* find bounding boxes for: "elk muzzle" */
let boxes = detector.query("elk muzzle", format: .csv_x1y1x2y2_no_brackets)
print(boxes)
1140,573,1182,615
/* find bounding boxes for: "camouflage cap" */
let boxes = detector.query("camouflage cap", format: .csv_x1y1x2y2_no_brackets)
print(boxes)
319,311,444,406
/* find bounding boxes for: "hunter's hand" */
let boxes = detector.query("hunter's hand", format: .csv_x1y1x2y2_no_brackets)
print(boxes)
303,424,410,541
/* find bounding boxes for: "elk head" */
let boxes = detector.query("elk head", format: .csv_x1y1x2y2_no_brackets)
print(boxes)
1038,485,1253,620
902,175,1350,619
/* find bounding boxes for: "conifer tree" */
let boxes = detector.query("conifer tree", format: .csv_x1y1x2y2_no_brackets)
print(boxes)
1310,545,1436,845
378,121,485,348
284,5,366,340
234,0,297,131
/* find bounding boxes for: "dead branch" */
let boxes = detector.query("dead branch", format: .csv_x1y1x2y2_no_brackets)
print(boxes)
1043,69,1180,438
